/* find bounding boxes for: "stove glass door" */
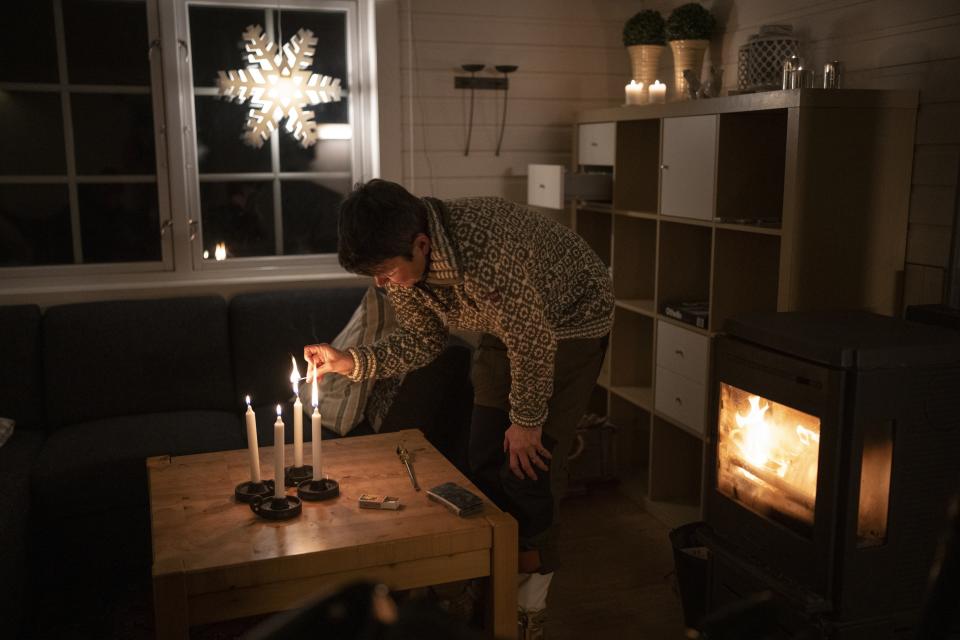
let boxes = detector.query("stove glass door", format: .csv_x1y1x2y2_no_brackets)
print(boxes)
717,382,821,537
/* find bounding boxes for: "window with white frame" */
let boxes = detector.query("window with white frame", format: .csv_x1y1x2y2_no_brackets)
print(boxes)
0,0,377,280
0,0,166,269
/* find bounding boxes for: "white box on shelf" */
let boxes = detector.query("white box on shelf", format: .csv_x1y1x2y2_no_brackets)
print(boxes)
527,164,612,210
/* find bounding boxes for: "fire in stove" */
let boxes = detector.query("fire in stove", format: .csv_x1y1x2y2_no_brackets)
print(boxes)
717,383,821,535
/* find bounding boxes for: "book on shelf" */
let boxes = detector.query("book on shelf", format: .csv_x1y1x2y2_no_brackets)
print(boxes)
663,301,709,329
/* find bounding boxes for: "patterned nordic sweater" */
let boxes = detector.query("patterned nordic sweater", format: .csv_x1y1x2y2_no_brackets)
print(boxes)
346,196,614,428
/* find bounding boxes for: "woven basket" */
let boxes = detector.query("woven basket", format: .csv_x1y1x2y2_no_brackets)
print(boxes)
737,25,801,92
627,44,666,88
669,39,709,100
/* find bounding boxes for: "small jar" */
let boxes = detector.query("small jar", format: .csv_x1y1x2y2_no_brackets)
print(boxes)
782,55,799,90
823,60,842,89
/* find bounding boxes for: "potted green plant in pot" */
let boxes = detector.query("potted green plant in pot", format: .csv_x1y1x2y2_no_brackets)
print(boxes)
623,10,666,91
666,3,716,99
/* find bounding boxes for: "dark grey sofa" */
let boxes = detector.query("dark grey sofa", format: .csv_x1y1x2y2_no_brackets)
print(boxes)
0,287,473,638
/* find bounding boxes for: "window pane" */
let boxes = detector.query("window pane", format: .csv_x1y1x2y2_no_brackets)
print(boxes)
279,102,351,173
0,92,66,175
188,6,266,88
0,1,58,83
63,0,150,85
195,96,272,174
78,183,160,263
282,10,348,83
72,93,156,175
0,184,72,266
281,178,348,255
199,181,275,258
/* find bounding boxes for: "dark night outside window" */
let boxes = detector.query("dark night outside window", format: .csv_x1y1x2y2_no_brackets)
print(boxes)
0,0,161,267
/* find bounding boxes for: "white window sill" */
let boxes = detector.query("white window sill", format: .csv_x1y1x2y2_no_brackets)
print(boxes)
0,265,368,307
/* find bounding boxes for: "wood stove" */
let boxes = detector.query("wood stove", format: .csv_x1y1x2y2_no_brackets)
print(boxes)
703,311,960,638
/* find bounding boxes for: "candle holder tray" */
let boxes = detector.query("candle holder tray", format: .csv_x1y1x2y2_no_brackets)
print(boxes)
250,494,302,520
298,477,340,501
284,464,313,487
234,479,275,503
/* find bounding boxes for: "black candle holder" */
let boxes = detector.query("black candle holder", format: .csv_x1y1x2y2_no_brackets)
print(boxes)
284,464,313,487
250,494,302,520
234,479,276,503
297,477,340,502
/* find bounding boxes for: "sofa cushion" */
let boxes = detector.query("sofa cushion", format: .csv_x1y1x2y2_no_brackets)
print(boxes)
43,296,235,429
0,429,45,636
0,304,44,430
230,287,366,408
32,410,243,517
300,286,400,436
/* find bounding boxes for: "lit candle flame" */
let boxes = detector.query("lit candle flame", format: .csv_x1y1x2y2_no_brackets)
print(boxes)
290,355,301,397
214,242,227,261
311,375,319,408
245,394,251,406
276,404,282,417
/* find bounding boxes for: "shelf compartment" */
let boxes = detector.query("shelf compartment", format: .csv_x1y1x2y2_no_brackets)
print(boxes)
609,395,650,505
575,208,611,267
616,298,655,317
609,307,654,389
716,108,787,224
613,119,660,213
660,115,717,221
657,221,712,316
610,385,653,410
710,228,781,333
613,215,656,301
649,416,703,508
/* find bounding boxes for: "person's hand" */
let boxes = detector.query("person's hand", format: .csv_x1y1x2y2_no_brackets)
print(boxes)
303,343,354,382
503,424,552,481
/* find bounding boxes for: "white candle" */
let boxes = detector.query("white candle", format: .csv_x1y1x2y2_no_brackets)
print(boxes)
625,80,644,105
273,405,284,498
290,357,303,467
311,376,322,480
649,80,666,104
244,395,261,483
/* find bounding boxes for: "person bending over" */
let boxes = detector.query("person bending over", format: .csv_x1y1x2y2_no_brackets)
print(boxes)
304,179,613,639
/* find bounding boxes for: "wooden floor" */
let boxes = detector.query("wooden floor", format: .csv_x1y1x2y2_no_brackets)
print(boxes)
548,484,687,640
29,482,686,639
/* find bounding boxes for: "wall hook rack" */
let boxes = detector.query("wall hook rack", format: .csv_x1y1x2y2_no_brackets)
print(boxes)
460,64,485,156
494,65,518,156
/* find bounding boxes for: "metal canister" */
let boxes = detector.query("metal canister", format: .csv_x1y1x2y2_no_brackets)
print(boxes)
823,60,842,89
795,65,814,88
782,55,799,90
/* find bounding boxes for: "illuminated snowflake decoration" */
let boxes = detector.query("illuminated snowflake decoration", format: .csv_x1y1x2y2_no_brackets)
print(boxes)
217,25,342,148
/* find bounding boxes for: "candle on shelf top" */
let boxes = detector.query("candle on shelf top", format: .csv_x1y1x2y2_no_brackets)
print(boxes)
649,79,666,104
625,80,645,105
290,356,304,467
244,395,261,482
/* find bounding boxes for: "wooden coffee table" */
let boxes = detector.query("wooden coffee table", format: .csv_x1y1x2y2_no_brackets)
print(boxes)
148,428,517,639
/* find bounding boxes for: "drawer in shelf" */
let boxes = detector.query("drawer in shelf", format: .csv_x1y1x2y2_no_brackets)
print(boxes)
654,366,706,437
656,320,709,385
578,122,616,167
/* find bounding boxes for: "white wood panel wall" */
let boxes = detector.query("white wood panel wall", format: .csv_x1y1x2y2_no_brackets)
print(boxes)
394,0,958,306
396,0,637,202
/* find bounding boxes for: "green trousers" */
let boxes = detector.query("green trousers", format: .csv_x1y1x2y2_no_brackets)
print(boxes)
468,333,607,571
